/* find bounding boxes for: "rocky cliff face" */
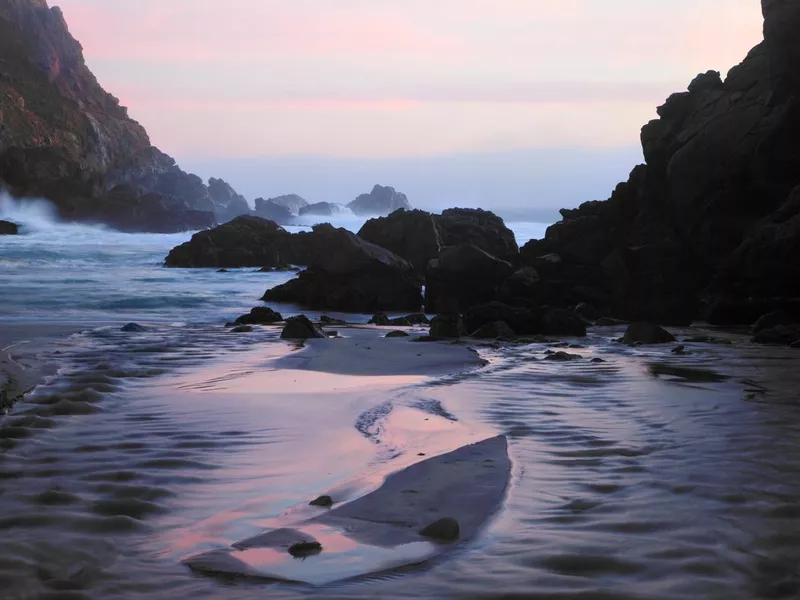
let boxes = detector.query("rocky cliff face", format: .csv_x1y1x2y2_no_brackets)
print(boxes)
0,0,246,232
522,0,800,324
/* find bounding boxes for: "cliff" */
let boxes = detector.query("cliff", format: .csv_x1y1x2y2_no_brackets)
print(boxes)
0,0,247,231
522,0,800,325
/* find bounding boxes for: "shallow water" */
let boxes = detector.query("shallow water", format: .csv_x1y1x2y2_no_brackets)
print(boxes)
2,201,799,599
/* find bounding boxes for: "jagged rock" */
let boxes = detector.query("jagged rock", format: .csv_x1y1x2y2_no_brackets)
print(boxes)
435,208,519,263
429,315,467,339
386,330,410,338
309,495,333,508
299,202,346,217
752,325,800,346
265,194,309,214
262,225,422,312
348,185,412,216
471,321,516,340
165,216,296,268
235,307,283,325
425,244,514,314
254,198,293,225
621,323,676,345
208,177,250,223
358,209,441,276
0,220,18,235
121,323,146,332
281,316,326,340
419,517,460,542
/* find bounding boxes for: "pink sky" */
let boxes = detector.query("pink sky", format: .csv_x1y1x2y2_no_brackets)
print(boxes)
55,0,764,159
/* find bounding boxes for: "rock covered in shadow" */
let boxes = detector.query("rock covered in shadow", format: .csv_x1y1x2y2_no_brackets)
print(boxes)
230,325,254,333
288,542,323,558
419,517,460,542
309,495,334,508
430,315,467,339
348,184,412,216
425,244,514,314
471,321,516,340
0,220,18,235
621,322,676,345
120,323,147,332
752,310,797,335
281,316,326,340
358,209,441,276
544,351,582,361
234,306,283,325
385,330,410,338
435,208,519,264
464,302,586,337
752,325,800,346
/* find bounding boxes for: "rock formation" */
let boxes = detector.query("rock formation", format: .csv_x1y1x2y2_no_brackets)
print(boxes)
0,219,18,234
519,0,800,325
208,177,251,223
254,198,294,225
299,202,348,217
266,194,308,214
262,224,422,312
358,209,442,277
0,0,243,231
347,185,412,216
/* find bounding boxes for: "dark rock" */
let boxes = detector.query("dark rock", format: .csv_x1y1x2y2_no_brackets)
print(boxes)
0,220,18,235
235,306,283,325
596,317,630,326
165,216,296,268
622,323,676,345
471,321,516,340
387,317,412,327
497,267,541,304
288,541,323,558
752,325,800,346
358,209,440,275
386,330,410,338
429,315,467,339
591,358,607,363
369,313,390,326
265,194,309,214
404,313,430,325
281,316,326,340
217,268,228,273
299,202,346,217
254,198,294,225
435,208,519,263
348,184,412,216
419,517,460,542
230,325,253,333
320,316,346,326
263,225,422,312
672,345,687,354
121,323,146,332
752,310,795,335
541,308,587,337
545,351,582,362
208,177,251,223
574,302,601,322
792,340,800,349
309,495,333,508
425,244,514,314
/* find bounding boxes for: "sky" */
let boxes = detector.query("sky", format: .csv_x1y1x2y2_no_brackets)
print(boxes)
55,0,764,216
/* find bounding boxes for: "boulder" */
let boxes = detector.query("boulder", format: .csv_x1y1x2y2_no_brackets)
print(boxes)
309,495,333,508
121,323,146,332
463,302,586,337
263,225,422,312
230,325,254,333
235,306,283,325
418,517,460,542
404,313,430,325
496,267,541,305
435,208,519,263
0,220,18,235
347,185,412,216
254,198,294,225
471,321,516,340
621,323,676,345
752,325,800,346
752,310,795,335
386,330,410,338
541,308,588,337
299,202,346,217
544,351,582,362
208,177,251,223
429,315,467,339
281,316,326,339
288,541,323,558
165,216,297,268
358,209,441,276
264,194,308,215
425,244,514,314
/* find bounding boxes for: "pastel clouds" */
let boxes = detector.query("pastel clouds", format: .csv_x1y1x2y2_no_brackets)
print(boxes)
54,0,764,157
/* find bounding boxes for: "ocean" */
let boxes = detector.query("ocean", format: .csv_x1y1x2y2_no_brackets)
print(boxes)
1,198,798,600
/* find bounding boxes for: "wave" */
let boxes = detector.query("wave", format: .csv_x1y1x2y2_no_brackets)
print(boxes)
0,192,111,236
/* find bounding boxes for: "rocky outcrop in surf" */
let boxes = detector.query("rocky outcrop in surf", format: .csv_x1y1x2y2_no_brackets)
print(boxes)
519,0,800,326
0,0,245,232
0,219,18,235
347,184,412,216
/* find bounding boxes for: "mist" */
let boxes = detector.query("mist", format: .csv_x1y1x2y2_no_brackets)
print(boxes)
182,145,643,224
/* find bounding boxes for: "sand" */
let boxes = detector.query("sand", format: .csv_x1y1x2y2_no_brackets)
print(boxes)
183,436,511,585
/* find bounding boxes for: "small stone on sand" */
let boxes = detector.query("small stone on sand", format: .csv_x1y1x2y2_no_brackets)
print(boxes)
419,517,460,542
288,541,323,558
309,495,333,508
